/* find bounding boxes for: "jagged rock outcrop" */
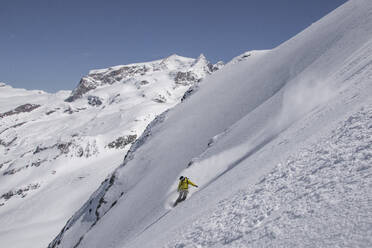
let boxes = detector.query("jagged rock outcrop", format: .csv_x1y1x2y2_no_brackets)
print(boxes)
87,95,103,106
107,135,137,149
0,183,40,202
175,71,199,86
65,54,223,102
0,103,40,118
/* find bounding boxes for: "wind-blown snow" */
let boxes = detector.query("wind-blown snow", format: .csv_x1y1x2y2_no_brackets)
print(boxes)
165,105,372,247
48,1,372,248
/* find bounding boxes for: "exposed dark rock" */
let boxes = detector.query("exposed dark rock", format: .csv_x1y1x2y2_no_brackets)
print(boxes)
48,172,121,248
207,63,214,72
208,61,224,72
1,183,40,201
0,104,41,118
34,145,49,154
66,64,151,102
1,191,13,200
174,71,199,86
76,147,84,157
12,122,26,128
93,65,148,83
230,52,254,64
30,159,46,167
107,135,137,149
3,168,22,176
65,77,97,102
153,95,167,103
187,160,194,168
135,80,150,89
181,85,200,102
111,200,117,208
46,110,56,115
14,104,40,113
63,107,86,114
94,173,117,223
64,107,74,114
45,108,60,115
87,95,103,106
57,142,72,154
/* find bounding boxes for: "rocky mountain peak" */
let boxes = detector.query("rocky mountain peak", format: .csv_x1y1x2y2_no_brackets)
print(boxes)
159,54,195,71
189,54,224,78
195,53,208,63
65,54,222,102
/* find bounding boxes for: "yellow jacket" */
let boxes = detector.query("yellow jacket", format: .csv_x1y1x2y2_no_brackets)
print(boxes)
178,177,197,191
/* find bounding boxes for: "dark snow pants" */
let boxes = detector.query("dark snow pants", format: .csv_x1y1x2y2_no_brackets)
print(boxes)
174,189,188,206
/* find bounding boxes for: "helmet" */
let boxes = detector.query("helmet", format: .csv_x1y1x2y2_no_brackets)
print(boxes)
179,176,184,180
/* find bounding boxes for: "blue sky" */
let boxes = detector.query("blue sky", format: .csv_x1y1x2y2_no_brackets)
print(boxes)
0,0,347,92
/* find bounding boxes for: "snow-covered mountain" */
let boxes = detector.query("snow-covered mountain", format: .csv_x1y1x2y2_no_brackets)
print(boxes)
47,1,372,248
0,54,222,248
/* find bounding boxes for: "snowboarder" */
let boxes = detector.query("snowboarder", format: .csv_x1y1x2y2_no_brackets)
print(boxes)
173,176,198,207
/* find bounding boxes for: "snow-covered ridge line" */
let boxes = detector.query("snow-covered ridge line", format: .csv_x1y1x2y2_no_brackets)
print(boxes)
66,54,222,102
88,54,194,74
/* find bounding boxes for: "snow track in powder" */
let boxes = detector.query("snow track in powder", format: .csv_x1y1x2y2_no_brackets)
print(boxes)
164,104,372,247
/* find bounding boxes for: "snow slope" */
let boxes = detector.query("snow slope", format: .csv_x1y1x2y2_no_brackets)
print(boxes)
49,0,372,247
0,54,221,248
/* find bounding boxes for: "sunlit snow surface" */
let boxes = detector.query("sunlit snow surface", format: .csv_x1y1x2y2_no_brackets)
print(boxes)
163,105,372,247
2,0,372,247
0,54,219,248
47,1,372,248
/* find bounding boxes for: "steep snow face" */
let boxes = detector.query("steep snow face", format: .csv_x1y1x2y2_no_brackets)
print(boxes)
162,103,372,247
0,54,221,248
48,1,372,248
